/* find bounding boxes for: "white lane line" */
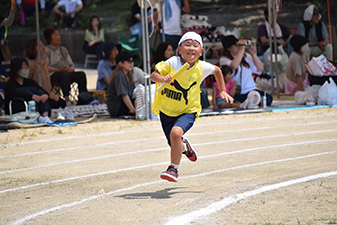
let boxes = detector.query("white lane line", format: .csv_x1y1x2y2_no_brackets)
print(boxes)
1,139,336,194
2,113,336,147
9,154,337,225
1,129,337,175
2,120,337,159
165,171,337,225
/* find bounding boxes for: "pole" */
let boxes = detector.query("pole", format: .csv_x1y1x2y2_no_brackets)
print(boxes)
35,0,42,86
160,1,165,42
327,0,334,61
140,0,152,120
268,0,274,95
272,0,280,98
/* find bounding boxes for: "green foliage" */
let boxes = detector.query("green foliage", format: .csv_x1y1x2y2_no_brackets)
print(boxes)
74,13,91,30
26,10,53,30
117,11,132,31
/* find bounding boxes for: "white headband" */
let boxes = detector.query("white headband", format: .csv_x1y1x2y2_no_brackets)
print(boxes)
178,31,203,48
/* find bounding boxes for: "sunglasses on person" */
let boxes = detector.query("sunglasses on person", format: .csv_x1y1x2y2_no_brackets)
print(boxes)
125,59,134,63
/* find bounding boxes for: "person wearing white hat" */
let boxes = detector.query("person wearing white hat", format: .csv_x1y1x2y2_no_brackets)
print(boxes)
296,4,332,61
150,31,233,182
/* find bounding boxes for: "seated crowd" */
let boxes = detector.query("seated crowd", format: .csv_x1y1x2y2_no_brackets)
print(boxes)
0,3,335,122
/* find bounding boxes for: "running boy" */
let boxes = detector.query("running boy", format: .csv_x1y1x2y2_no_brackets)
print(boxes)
150,31,233,182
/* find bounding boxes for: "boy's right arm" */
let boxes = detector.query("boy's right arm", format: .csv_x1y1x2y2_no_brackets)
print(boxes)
150,70,172,84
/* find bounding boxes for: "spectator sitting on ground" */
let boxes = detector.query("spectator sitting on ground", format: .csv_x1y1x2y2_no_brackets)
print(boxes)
106,51,136,118
43,27,88,105
284,35,310,95
151,42,174,72
96,42,120,91
83,15,105,61
25,37,66,109
220,35,273,107
212,65,241,109
257,7,291,55
296,4,333,61
53,0,83,28
4,57,53,123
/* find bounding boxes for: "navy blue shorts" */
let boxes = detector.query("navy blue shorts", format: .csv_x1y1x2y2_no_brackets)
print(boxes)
159,112,196,146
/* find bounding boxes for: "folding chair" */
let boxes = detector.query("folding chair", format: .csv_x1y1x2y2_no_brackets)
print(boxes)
84,54,99,68
118,34,142,66
51,81,79,104
9,98,29,115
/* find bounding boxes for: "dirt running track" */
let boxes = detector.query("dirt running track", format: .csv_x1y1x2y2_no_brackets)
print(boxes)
1,108,337,225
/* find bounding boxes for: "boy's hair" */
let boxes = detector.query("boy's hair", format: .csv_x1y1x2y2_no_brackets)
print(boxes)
221,65,233,76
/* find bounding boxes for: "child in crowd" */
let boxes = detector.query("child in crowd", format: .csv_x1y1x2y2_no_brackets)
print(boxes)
106,51,136,118
285,34,309,95
150,31,233,182
212,65,241,109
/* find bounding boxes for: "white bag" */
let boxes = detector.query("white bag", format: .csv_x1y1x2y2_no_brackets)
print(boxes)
295,91,315,104
305,54,337,76
305,85,321,102
317,77,337,105
263,45,289,73
134,84,159,120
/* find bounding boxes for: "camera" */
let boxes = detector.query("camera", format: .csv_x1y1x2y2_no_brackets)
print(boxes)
246,40,252,46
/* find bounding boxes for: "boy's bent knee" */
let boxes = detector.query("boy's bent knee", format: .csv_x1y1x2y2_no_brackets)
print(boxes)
170,126,184,140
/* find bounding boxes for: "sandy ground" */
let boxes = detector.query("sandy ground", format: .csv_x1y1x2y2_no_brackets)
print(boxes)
1,107,337,225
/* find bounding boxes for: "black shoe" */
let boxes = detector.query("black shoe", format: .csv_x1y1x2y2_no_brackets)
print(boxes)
160,165,178,182
182,137,197,162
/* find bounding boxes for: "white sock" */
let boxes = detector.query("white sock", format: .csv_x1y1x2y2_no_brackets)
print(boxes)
44,116,53,123
170,163,179,169
37,116,46,123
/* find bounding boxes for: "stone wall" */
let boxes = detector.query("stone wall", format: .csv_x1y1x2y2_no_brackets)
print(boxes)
7,30,120,66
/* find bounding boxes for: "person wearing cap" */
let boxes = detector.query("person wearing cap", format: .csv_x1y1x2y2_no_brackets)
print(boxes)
219,35,273,107
150,31,233,182
106,51,136,118
284,35,310,95
96,42,120,91
296,4,332,61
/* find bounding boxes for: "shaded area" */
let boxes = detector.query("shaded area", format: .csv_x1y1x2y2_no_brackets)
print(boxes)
116,187,202,199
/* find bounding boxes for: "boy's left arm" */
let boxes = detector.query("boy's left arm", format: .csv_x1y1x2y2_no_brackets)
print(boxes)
213,66,233,103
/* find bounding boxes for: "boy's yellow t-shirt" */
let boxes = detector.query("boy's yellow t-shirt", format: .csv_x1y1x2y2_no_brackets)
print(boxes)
152,56,215,119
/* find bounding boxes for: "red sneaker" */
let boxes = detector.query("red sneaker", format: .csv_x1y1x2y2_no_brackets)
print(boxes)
182,137,197,162
160,165,178,182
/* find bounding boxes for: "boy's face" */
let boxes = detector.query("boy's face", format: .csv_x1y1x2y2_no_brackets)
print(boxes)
177,39,203,63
